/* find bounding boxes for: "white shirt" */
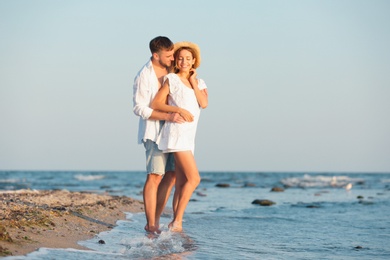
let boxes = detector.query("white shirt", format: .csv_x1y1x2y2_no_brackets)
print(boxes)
156,73,207,154
133,59,162,144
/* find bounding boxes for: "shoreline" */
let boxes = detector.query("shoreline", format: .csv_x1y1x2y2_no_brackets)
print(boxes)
0,189,144,257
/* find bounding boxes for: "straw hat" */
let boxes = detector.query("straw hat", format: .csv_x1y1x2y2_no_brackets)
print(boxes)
174,41,201,68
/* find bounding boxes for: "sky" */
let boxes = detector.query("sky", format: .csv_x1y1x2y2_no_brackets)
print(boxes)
1,0,389,173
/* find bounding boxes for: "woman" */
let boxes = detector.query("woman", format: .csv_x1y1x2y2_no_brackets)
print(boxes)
151,41,208,231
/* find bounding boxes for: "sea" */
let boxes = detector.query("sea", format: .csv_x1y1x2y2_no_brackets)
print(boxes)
1,171,389,260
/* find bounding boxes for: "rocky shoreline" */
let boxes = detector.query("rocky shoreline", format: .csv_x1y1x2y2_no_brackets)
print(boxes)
0,190,143,257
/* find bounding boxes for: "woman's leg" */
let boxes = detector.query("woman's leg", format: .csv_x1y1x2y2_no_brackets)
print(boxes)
170,151,200,231
170,165,185,225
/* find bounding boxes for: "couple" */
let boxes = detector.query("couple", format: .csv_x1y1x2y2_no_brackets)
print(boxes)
133,36,208,233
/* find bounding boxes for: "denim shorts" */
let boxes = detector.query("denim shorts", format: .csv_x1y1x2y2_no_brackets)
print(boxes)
143,140,175,175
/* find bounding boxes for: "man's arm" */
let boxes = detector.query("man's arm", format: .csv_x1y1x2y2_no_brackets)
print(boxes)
149,109,184,122
151,80,194,122
133,75,184,123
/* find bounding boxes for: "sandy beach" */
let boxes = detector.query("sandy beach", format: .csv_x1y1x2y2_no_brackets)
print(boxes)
0,189,144,257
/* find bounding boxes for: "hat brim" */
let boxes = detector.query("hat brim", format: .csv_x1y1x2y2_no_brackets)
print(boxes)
174,41,201,68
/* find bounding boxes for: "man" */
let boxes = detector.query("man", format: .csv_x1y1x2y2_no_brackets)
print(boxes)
133,36,184,234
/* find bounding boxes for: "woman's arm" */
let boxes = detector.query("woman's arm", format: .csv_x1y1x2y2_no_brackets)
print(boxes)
189,70,208,109
151,79,194,122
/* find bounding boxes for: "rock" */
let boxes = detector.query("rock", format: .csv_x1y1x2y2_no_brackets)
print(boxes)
196,191,207,197
251,199,275,206
0,245,12,256
215,183,230,188
0,225,13,242
98,239,105,244
52,206,66,211
358,200,374,205
306,204,320,208
270,187,284,192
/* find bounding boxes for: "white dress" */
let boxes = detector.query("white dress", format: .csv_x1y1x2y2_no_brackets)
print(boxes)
156,73,207,154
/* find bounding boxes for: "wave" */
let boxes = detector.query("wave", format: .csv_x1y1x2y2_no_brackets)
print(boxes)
78,213,194,259
280,174,364,188
0,189,39,194
0,178,20,183
74,174,105,181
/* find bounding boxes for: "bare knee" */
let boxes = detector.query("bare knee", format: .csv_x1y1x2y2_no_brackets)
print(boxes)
145,174,163,188
188,175,201,189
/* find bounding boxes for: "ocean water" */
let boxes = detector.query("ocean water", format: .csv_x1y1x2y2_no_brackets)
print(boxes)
1,171,390,260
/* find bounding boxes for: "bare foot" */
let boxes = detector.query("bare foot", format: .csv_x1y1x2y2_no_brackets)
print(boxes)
168,221,182,232
144,224,161,234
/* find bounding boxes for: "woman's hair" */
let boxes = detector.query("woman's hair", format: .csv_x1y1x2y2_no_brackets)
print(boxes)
173,47,196,73
149,36,174,54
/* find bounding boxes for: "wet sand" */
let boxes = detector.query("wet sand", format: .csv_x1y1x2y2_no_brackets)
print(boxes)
0,189,144,257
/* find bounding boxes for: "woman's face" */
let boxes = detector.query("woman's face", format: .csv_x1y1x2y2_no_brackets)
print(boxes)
176,49,195,72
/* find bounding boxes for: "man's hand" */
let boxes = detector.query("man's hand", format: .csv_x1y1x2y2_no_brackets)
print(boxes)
168,112,186,123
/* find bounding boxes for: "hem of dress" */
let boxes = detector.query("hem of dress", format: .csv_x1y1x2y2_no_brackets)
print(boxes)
162,149,192,153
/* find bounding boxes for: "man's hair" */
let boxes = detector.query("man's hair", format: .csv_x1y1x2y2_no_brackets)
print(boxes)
149,36,174,54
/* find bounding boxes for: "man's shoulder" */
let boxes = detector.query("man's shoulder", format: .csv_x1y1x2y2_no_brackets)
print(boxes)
140,60,153,73
135,60,153,78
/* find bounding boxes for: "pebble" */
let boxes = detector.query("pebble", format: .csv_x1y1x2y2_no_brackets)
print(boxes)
196,191,207,197
215,183,230,188
251,199,276,206
270,187,284,192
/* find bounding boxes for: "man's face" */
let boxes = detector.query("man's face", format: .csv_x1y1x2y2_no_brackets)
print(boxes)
157,49,174,68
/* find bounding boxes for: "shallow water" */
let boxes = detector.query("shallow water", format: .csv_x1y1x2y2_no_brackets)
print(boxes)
1,171,390,259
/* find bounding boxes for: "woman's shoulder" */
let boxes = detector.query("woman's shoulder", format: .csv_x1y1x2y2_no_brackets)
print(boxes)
166,73,178,78
164,73,180,84
197,78,207,90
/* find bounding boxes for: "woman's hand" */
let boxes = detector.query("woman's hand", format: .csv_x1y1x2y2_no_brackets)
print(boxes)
178,108,194,122
189,69,197,86
168,112,186,123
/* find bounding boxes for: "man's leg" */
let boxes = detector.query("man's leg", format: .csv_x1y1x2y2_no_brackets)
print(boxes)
142,140,166,233
155,153,176,227
143,173,163,233
155,170,176,227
